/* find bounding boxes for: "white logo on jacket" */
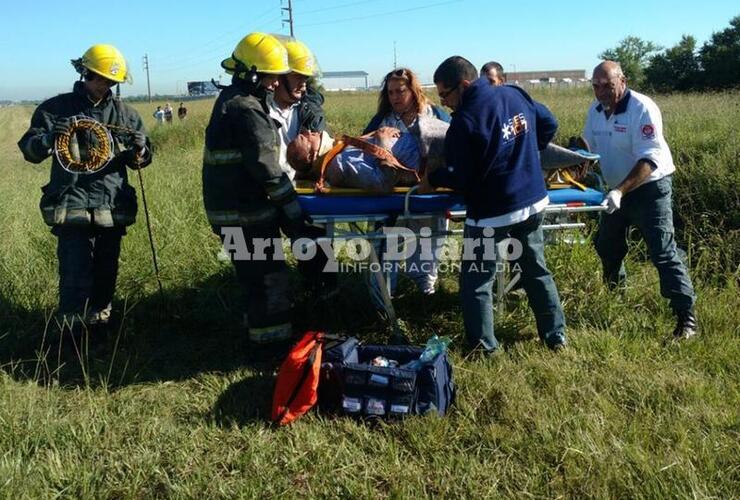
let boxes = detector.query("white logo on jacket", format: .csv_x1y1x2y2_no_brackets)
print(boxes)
502,113,528,141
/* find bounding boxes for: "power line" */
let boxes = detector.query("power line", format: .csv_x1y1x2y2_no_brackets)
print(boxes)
154,40,237,72
153,5,280,68
295,0,378,16
297,0,462,28
154,14,282,72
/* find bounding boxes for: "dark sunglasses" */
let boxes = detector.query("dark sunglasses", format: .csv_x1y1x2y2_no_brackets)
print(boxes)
388,69,410,79
438,85,459,100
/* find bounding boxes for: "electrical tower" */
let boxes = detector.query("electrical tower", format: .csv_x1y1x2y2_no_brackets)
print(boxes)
282,0,294,37
143,54,152,103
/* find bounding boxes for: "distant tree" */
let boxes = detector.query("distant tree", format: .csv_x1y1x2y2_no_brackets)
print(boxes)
645,35,701,92
699,15,740,88
599,36,661,87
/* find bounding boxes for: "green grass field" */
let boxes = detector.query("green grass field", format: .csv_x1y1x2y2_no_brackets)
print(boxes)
0,88,738,498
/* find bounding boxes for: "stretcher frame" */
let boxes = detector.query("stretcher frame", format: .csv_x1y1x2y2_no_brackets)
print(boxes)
297,185,606,335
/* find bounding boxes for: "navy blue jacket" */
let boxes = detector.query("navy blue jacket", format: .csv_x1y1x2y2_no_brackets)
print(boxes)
429,79,557,220
362,104,451,135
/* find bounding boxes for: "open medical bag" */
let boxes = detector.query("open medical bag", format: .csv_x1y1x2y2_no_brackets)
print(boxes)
318,336,455,419
272,333,455,425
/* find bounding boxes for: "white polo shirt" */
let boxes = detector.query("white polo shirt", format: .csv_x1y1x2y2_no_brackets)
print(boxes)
583,89,675,189
268,99,300,181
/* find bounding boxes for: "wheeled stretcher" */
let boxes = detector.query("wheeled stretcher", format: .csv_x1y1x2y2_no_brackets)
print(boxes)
295,185,606,335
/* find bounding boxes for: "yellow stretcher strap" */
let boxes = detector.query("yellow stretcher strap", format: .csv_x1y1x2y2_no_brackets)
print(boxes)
546,168,588,191
560,169,587,191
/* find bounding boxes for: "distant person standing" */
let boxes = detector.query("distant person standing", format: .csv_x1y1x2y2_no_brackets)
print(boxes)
153,106,165,124
17,44,152,335
178,102,188,120
584,60,697,340
480,61,506,86
163,102,173,124
419,56,566,353
480,61,556,126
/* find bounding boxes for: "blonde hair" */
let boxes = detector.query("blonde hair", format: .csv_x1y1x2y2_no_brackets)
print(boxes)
377,67,428,117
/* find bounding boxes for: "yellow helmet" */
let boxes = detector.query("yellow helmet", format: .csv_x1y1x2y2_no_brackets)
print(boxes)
273,36,319,77
221,32,290,77
72,44,132,84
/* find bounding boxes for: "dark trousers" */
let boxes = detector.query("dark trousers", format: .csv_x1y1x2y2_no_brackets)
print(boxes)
595,176,696,313
54,225,124,316
291,224,336,294
219,224,293,343
461,212,566,351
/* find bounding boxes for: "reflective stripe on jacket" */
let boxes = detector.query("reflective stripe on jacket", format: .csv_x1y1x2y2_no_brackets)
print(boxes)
202,80,301,229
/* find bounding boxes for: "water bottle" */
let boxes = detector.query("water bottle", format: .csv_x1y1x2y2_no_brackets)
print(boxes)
406,335,451,370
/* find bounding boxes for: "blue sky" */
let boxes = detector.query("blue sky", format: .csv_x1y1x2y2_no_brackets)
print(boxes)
0,0,737,100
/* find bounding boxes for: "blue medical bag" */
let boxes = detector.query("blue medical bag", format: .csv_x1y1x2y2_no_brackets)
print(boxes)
319,337,455,418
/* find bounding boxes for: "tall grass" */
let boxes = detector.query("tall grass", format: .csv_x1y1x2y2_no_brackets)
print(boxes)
0,89,738,498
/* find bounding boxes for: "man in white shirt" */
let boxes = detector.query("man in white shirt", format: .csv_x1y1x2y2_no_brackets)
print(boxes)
269,36,334,297
269,91,301,180
268,37,326,181
583,61,697,340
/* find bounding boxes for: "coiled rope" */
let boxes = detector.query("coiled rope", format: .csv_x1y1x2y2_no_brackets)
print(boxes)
53,116,136,174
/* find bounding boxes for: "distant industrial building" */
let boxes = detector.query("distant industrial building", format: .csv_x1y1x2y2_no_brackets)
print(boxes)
318,69,588,91
506,69,588,87
322,71,369,90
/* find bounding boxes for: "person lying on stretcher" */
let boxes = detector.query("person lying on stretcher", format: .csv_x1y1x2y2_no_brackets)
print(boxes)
287,123,600,193
286,126,425,193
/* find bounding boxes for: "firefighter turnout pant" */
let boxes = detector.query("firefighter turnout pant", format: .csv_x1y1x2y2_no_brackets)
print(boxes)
219,223,293,344
53,225,124,326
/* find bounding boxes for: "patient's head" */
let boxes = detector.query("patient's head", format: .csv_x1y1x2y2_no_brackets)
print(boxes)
287,130,323,173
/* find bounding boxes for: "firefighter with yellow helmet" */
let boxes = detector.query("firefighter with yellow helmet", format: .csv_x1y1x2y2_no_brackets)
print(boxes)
17,43,152,337
202,32,314,345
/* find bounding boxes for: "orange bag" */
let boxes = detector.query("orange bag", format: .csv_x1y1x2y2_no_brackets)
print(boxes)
271,331,324,426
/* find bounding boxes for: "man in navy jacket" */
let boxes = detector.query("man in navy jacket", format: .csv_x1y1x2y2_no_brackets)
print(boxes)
420,56,566,352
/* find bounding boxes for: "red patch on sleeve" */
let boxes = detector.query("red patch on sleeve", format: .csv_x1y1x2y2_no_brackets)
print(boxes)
641,124,655,139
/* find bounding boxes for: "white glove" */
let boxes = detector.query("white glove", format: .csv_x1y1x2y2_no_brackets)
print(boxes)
601,189,622,214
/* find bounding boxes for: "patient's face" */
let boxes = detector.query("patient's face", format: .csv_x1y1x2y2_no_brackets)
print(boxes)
287,131,319,172
388,78,413,114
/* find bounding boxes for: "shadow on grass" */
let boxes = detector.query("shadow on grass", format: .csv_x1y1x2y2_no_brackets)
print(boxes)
0,266,440,389
210,371,275,427
0,261,538,402
1,269,255,388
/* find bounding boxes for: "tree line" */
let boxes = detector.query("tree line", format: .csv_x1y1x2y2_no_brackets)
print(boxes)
599,15,739,92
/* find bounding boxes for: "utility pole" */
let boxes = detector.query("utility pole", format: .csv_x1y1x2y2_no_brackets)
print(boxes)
282,0,294,37
143,54,152,103
393,41,397,69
